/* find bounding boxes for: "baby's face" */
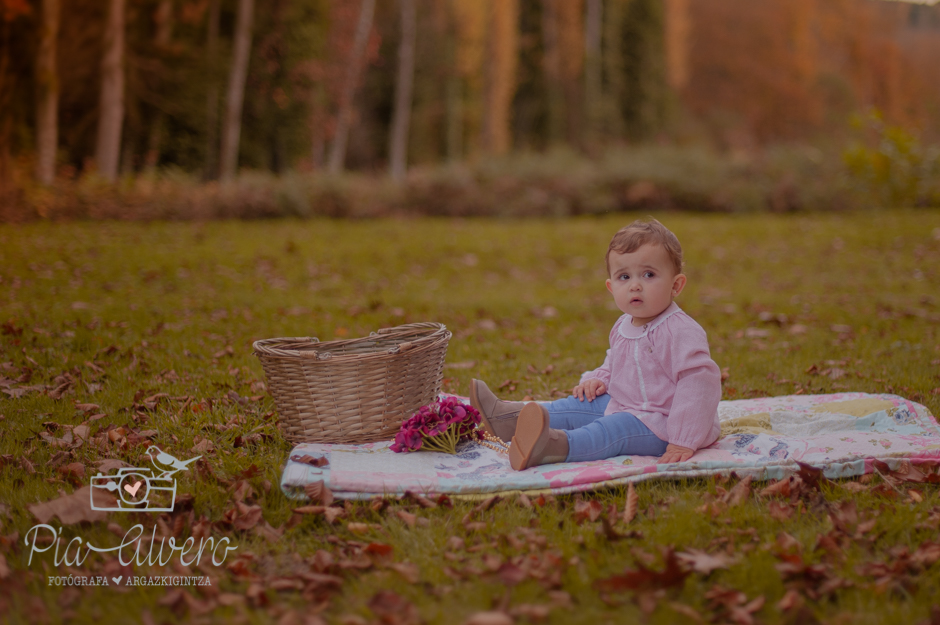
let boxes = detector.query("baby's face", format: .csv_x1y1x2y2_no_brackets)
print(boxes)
606,244,686,326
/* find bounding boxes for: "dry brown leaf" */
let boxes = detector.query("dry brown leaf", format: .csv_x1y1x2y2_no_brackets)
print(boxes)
396,510,417,528
759,478,792,498
668,602,703,622
623,484,638,524
347,522,373,535
305,481,334,506
57,462,86,480
367,590,421,625
290,454,329,468
390,562,420,584
767,501,793,521
574,499,603,524
509,604,551,622
496,562,527,586
97,458,131,473
28,486,114,524
232,502,263,531
676,549,738,574
727,475,752,506
463,611,513,625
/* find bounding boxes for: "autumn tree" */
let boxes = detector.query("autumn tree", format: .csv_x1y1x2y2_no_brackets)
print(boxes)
389,0,416,181
94,0,126,182
35,0,59,185
327,0,375,174
220,0,255,181
480,0,518,155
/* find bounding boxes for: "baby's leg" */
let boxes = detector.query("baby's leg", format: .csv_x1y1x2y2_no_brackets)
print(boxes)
543,394,611,430
565,412,668,462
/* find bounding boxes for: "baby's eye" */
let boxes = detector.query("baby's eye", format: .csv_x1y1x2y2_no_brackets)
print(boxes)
619,274,629,280
643,271,654,278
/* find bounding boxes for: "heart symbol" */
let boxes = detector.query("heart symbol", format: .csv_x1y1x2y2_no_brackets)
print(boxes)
112,576,123,585
124,481,142,497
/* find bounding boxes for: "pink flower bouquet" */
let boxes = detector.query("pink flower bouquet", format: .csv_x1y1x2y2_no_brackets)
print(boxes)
390,397,484,454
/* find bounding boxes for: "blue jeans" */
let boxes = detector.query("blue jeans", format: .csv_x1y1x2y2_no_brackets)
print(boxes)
545,394,668,462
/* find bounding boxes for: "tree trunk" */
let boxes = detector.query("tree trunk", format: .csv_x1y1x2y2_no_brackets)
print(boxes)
36,0,60,185
327,0,375,174
664,0,690,90
204,0,221,180
540,0,563,146
481,0,517,155
584,0,602,149
389,0,416,182
220,0,254,182
144,0,174,172
94,0,126,182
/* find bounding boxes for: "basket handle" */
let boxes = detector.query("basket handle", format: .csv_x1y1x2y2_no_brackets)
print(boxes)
387,341,414,355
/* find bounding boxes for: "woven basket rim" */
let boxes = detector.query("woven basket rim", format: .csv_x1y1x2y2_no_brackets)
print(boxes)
252,321,449,361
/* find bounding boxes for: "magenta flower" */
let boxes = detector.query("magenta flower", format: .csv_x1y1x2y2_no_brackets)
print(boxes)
390,398,484,454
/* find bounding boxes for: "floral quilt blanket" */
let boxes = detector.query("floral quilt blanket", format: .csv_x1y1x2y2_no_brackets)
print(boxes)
280,392,940,500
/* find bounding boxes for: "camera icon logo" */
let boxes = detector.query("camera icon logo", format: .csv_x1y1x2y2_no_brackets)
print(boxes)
90,447,201,512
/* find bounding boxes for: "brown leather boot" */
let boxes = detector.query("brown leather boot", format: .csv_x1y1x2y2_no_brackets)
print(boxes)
509,402,569,471
469,379,525,443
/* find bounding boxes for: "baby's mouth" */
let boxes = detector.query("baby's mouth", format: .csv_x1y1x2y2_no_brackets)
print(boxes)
630,297,643,305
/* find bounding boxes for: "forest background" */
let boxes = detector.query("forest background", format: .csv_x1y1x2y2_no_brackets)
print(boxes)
2,0,940,221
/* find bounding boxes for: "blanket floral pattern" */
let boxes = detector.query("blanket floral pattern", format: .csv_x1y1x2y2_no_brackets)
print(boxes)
280,392,940,500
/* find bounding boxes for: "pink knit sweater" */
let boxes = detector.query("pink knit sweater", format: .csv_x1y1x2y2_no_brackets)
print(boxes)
579,302,721,450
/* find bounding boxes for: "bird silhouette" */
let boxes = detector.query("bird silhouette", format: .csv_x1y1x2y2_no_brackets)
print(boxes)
145,446,201,477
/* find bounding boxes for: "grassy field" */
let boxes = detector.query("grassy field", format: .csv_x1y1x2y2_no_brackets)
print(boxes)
1,212,939,624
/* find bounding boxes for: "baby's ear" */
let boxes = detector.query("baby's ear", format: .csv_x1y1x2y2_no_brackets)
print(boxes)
672,273,687,296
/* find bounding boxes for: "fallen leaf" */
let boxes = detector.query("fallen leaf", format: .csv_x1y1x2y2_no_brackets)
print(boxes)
396,510,417,528
232,502,263,531
727,475,752,506
595,550,690,592
404,491,437,509
290,454,329,468
667,602,703,622
767,501,793,521
463,612,513,625
367,590,421,625
347,522,373,535
95,459,130,472
623,484,638,524
28,486,115,524
496,562,527,586
305,481,334,506
574,499,603,524
509,604,551,622
390,562,420,584
57,463,86,480
676,549,738,574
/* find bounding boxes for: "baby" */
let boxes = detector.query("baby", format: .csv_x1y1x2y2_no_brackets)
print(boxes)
470,219,721,471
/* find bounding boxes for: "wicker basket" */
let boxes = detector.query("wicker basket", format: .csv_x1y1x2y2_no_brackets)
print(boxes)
253,322,451,444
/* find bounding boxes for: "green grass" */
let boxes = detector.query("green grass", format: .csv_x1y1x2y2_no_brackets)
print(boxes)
1,212,939,624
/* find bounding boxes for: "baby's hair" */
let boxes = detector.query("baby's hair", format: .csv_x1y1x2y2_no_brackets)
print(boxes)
605,218,683,276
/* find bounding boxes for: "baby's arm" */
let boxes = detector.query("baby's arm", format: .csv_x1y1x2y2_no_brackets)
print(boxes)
659,321,722,457
573,378,606,402
573,345,613,402
660,443,695,463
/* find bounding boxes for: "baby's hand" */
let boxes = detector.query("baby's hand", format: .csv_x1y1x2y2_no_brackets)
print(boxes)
659,443,694,464
573,379,606,402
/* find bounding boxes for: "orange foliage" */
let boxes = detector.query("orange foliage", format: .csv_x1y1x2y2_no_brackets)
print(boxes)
683,0,940,144
1,0,30,22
